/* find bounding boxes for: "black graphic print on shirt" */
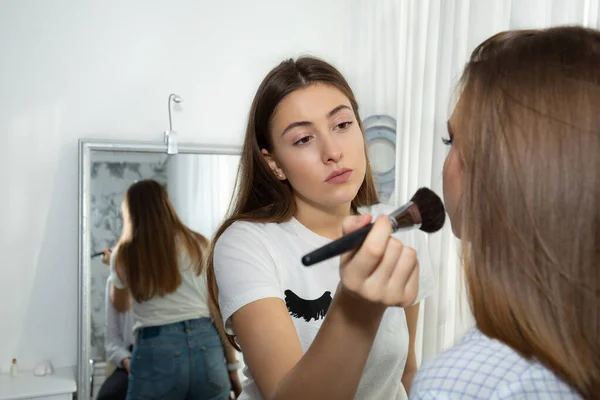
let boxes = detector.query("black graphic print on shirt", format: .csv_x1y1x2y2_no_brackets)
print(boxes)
284,289,332,322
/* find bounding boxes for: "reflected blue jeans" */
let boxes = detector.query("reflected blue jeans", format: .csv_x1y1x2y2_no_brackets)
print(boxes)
126,318,231,400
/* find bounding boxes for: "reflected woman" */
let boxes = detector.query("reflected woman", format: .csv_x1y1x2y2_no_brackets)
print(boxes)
108,179,241,399
96,249,134,400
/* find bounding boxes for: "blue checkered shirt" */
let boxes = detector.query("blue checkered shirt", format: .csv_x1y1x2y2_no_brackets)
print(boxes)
410,328,581,399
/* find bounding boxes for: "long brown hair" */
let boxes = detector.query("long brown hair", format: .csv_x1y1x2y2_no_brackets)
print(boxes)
115,179,208,303
455,26,600,398
206,56,379,349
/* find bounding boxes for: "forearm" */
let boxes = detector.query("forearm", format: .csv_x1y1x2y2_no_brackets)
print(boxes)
115,351,131,369
402,303,420,393
271,288,385,400
105,295,131,366
402,352,417,394
109,284,131,313
402,371,416,394
208,298,238,363
105,341,131,367
223,340,238,364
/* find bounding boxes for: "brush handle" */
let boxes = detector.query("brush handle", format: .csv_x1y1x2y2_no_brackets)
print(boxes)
302,223,375,266
91,251,105,258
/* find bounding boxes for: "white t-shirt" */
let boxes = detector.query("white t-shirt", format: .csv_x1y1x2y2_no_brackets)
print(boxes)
108,245,211,334
214,203,436,400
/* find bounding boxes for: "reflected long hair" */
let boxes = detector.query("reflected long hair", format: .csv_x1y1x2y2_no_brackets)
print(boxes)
115,179,208,303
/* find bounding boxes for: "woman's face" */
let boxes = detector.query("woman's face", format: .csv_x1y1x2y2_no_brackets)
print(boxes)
264,83,367,210
443,103,464,238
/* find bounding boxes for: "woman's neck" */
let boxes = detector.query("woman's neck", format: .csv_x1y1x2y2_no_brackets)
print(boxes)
293,197,353,240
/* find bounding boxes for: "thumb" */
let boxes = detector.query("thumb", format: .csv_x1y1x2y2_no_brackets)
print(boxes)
342,214,372,235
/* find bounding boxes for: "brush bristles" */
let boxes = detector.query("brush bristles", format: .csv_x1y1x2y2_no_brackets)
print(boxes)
410,187,446,233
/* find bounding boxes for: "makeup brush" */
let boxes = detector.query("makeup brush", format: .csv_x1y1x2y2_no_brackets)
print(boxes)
91,248,113,258
301,187,446,266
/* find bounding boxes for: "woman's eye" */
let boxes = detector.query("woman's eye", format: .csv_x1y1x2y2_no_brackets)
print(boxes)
294,136,312,146
336,121,353,130
442,136,453,145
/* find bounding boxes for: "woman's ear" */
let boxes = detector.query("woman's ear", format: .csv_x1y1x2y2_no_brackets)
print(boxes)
261,149,287,180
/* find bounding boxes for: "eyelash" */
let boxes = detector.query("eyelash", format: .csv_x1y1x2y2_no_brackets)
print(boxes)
335,121,353,130
293,121,353,146
294,136,312,146
442,136,453,145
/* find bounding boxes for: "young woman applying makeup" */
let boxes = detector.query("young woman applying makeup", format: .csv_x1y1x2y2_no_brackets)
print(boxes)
411,26,600,399
207,57,437,400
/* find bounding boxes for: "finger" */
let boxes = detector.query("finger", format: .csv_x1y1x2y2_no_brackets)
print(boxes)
365,237,404,285
401,261,420,306
346,215,393,280
340,214,372,265
341,214,372,235
388,247,419,305
390,246,418,288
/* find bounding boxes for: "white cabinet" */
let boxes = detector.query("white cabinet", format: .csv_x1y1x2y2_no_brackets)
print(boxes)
0,367,76,400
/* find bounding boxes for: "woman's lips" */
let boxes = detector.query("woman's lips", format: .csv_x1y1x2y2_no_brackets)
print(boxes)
325,169,353,184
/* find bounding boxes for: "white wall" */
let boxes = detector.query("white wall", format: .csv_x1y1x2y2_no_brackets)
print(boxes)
0,0,351,373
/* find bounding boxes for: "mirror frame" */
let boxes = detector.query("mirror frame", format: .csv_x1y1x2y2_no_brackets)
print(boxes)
77,139,241,399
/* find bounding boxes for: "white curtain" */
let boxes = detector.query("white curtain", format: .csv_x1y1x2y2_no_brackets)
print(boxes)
342,0,599,366
166,154,240,239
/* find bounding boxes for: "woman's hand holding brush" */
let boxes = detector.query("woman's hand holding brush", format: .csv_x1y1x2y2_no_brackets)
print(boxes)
338,214,419,309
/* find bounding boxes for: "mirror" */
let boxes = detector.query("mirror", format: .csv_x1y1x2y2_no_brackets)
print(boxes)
78,140,241,400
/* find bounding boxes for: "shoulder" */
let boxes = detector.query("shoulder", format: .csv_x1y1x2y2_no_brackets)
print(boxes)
215,220,278,249
411,329,516,398
191,230,209,249
108,244,126,289
213,220,285,274
491,363,581,399
411,328,579,399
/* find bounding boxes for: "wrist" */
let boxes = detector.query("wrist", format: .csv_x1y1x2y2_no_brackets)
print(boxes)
326,286,386,342
227,361,242,372
222,339,238,363
336,285,387,322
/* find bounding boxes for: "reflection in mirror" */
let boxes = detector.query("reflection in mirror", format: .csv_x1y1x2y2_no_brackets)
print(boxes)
87,150,239,398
